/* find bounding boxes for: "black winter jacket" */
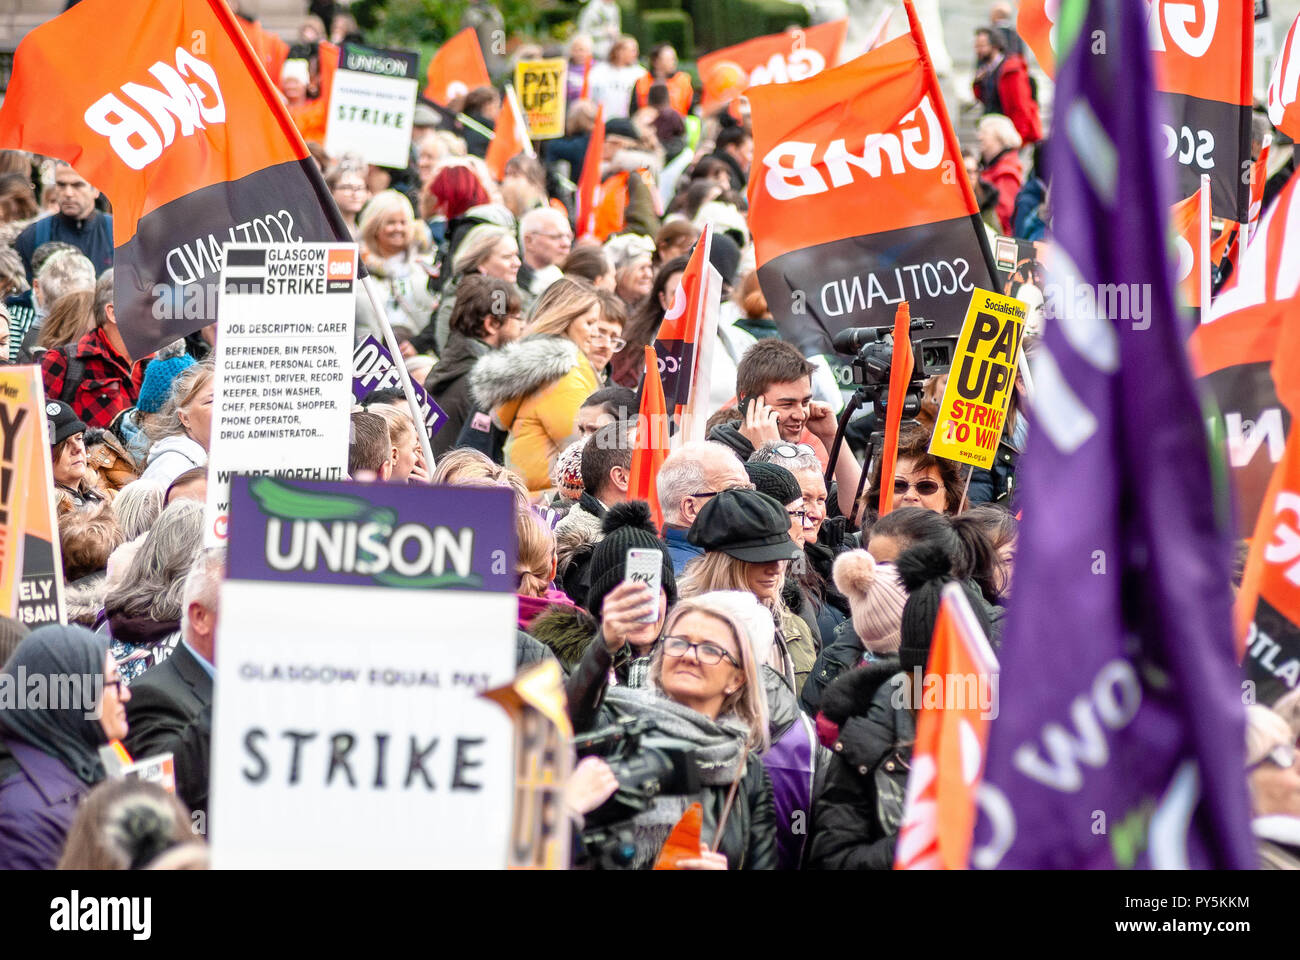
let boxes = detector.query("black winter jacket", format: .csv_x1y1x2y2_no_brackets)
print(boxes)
807,658,914,870
567,636,778,870
799,617,867,717
424,332,491,458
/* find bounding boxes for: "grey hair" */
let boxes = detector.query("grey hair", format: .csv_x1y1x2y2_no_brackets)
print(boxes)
520,206,566,237
34,250,95,309
657,441,731,527
93,268,114,326
112,479,167,541
978,113,1023,153
104,500,204,622
181,546,225,646
749,440,820,474
144,359,214,443
452,225,513,276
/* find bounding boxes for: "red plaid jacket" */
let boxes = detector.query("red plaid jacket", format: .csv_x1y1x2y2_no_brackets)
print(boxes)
41,327,145,429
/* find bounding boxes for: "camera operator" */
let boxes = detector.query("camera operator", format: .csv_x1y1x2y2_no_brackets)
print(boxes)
565,591,777,869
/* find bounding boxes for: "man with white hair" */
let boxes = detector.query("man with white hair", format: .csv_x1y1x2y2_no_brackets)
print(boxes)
658,440,754,574
11,249,96,361
517,207,572,298
124,546,224,826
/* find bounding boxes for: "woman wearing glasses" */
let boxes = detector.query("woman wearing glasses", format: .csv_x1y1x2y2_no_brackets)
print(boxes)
0,624,131,869
678,489,818,700
566,590,777,870
861,422,964,526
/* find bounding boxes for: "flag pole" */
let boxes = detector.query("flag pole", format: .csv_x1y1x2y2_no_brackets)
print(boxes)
361,276,438,475
1199,173,1211,324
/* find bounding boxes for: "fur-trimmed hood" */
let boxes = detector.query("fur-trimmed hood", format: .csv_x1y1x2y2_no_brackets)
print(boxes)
469,335,580,413
528,604,599,672
555,498,604,570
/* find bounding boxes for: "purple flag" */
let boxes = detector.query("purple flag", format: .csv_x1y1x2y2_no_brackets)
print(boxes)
974,0,1256,869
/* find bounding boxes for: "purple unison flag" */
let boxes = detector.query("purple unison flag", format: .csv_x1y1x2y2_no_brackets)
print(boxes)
974,0,1255,869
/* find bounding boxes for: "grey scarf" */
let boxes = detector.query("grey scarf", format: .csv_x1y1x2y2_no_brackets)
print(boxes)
604,686,749,868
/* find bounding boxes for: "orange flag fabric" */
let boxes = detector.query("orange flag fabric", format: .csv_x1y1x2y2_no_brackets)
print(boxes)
653,803,703,869
629,346,671,530
485,85,533,182
894,582,999,870
575,105,605,240
424,27,491,106
1169,188,1205,309
0,0,354,359
697,19,847,112
876,301,915,517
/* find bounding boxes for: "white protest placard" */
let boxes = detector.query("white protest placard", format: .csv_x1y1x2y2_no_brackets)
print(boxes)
210,478,518,868
324,43,420,169
204,242,356,545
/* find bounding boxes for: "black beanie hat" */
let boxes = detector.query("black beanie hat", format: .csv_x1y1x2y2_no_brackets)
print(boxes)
896,542,992,673
744,461,800,507
586,501,678,618
688,488,801,563
708,231,742,288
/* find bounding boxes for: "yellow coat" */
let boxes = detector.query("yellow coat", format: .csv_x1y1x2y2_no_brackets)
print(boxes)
469,335,599,492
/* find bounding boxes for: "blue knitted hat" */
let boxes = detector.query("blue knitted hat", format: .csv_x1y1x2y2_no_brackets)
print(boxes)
137,354,196,414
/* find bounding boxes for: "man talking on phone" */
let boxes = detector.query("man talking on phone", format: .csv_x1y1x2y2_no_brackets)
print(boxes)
707,339,862,518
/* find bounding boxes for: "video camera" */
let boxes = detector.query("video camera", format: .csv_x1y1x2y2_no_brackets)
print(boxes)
831,320,955,416
572,716,702,869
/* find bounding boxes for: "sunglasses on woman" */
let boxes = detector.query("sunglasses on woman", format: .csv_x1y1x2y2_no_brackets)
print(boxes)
662,636,740,668
894,478,942,497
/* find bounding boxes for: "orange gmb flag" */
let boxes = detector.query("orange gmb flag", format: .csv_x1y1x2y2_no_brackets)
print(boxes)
425,27,491,107
0,0,354,360
1248,142,1271,241
653,803,704,869
1234,292,1300,702
895,582,999,870
629,346,671,531
1269,11,1300,141
876,301,914,517
0,367,66,626
486,85,533,182
747,0,992,359
1016,0,1058,77
698,19,847,112
1169,188,1205,309
575,104,605,240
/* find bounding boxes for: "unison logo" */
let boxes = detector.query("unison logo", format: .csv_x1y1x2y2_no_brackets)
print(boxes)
50,891,151,941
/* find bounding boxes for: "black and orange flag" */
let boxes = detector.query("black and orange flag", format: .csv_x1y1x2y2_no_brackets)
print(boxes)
0,0,355,359
696,19,847,113
629,346,670,531
746,0,994,358
1234,292,1300,704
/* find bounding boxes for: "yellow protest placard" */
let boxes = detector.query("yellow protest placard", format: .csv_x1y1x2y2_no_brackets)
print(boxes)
927,288,1026,470
514,58,566,140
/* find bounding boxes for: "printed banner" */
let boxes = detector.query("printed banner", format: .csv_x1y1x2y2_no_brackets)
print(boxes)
698,19,848,111
352,335,447,440
0,367,65,627
204,243,356,546
514,58,566,140
747,20,994,358
325,43,420,169
927,289,1025,469
211,478,517,868
0,0,355,360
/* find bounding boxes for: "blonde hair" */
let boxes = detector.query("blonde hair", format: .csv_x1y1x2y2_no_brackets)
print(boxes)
523,276,600,338
978,114,1023,153
358,189,416,253
650,595,770,753
432,448,529,504
1246,705,1293,769
452,224,513,276
37,289,95,350
516,508,555,597
145,359,214,443
368,404,417,452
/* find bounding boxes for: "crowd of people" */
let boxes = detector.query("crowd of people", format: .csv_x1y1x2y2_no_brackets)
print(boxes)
1,0,1297,873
